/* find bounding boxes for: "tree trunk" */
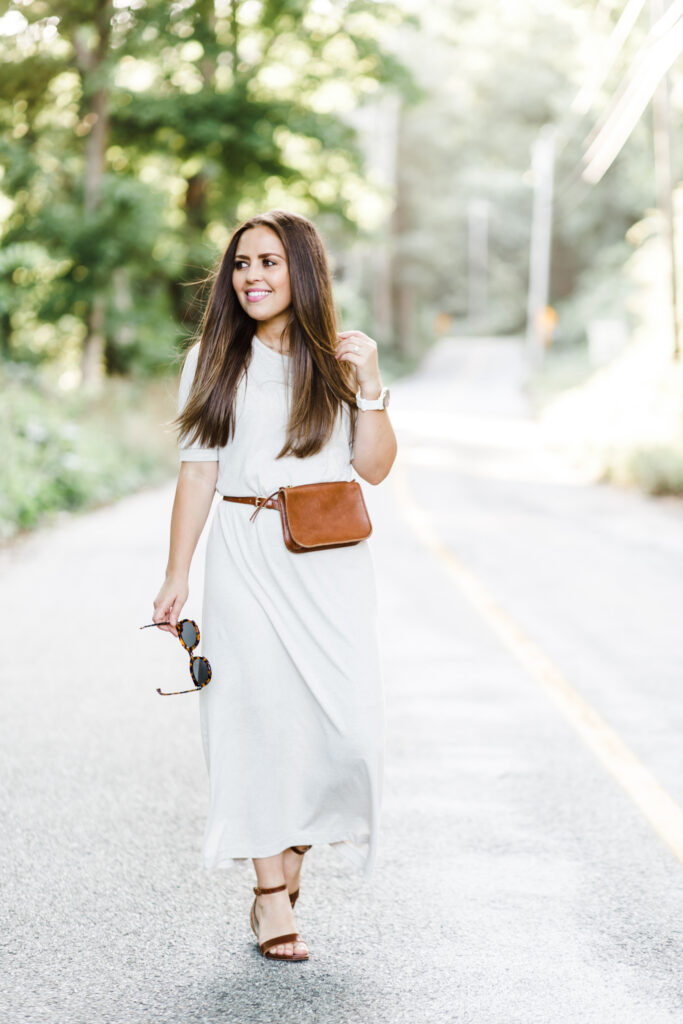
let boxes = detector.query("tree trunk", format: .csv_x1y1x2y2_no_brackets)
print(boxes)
394,278,416,358
0,310,10,356
390,103,415,357
82,293,107,386
76,1,112,389
173,2,216,334
84,86,109,215
229,0,240,72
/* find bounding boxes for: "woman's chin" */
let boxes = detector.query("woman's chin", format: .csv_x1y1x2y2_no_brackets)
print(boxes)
246,307,288,324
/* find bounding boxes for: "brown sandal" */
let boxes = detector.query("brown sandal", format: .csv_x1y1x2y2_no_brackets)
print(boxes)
287,845,312,908
250,882,309,962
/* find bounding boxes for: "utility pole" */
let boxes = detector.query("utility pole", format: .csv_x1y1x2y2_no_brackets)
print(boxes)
467,198,489,323
651,0,680,360
526,125,556,368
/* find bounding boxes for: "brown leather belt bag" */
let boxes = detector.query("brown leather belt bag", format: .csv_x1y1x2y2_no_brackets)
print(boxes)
222,480,372,553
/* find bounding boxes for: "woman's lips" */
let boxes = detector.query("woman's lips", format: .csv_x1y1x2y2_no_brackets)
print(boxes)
245,290,272,303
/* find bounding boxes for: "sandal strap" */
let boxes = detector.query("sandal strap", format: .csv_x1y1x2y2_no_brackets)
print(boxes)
289,845,312,856
253,882,288,896
260,933,302,955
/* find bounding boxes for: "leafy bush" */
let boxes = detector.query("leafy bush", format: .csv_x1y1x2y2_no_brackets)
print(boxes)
625,446,683,496
0,363,179,541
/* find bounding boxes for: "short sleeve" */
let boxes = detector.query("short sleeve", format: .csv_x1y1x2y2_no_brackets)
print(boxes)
177,343,220,463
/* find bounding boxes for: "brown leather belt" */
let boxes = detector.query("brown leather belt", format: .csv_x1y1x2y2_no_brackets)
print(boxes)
222,494,279,511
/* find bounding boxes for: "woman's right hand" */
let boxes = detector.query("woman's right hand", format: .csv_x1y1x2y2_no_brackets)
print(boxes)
152,574,189,635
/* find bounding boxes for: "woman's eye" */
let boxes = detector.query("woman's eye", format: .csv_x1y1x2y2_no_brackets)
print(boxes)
234,258,278,269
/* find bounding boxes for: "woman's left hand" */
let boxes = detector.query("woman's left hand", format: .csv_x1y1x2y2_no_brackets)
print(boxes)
335,330,382,390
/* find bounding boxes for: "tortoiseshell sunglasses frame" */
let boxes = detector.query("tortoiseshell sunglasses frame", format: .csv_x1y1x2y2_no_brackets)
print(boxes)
139,618,212,695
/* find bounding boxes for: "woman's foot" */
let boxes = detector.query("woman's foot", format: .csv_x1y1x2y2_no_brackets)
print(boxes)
253,886,309,960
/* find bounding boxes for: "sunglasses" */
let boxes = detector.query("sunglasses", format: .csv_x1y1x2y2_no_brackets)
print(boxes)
139,618,212,695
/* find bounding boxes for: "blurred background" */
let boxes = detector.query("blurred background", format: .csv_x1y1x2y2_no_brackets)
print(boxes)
2,0,682,540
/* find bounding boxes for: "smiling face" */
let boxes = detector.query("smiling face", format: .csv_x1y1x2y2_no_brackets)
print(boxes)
231,225,292,326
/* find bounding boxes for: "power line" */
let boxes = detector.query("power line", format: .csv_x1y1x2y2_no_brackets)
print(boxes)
554,0,683,201
581,4,683,182
573,0,649,117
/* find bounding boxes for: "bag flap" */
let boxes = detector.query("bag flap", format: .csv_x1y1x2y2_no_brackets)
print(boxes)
280,481,372,548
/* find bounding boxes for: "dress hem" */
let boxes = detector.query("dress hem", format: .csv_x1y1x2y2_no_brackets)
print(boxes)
201,831,377,879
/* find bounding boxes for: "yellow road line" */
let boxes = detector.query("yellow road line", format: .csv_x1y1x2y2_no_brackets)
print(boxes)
393,455,683,866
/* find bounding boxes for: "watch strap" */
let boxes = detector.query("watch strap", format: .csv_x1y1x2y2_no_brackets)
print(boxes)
356,386,388,411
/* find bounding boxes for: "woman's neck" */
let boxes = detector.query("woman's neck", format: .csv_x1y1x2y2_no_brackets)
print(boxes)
254,313,290,354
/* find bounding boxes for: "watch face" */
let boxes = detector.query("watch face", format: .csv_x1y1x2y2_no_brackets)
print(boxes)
383,388,390,408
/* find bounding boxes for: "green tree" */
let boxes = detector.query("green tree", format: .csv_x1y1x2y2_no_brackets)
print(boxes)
380,0,665,347
0,0,414,383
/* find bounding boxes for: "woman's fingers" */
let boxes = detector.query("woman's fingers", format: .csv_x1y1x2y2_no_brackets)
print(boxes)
157,603,175,633
335,340,366,362
338,330,374,343
335,334,380,385
154,610,176,635
335,331,377,362
167,598,179,630
152,588,184,634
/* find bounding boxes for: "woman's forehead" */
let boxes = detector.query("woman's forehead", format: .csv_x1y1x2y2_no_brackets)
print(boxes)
237,225,286,256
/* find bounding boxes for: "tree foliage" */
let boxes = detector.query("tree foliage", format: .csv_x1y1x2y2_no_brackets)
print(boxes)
0,0,415,381
384,0,676,347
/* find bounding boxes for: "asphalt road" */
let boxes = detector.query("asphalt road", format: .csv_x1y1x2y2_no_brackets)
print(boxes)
1,336,682,1024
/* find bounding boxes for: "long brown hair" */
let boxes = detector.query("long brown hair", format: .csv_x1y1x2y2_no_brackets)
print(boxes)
173,210,357,459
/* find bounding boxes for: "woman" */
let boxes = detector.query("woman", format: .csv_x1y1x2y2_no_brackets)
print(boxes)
151,210,397,962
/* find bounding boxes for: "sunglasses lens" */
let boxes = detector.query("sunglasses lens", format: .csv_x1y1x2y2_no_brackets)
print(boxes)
192,657,210,686
179,621,198,649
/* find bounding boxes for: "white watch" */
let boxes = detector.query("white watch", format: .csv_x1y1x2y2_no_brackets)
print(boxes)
356,386,390,411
